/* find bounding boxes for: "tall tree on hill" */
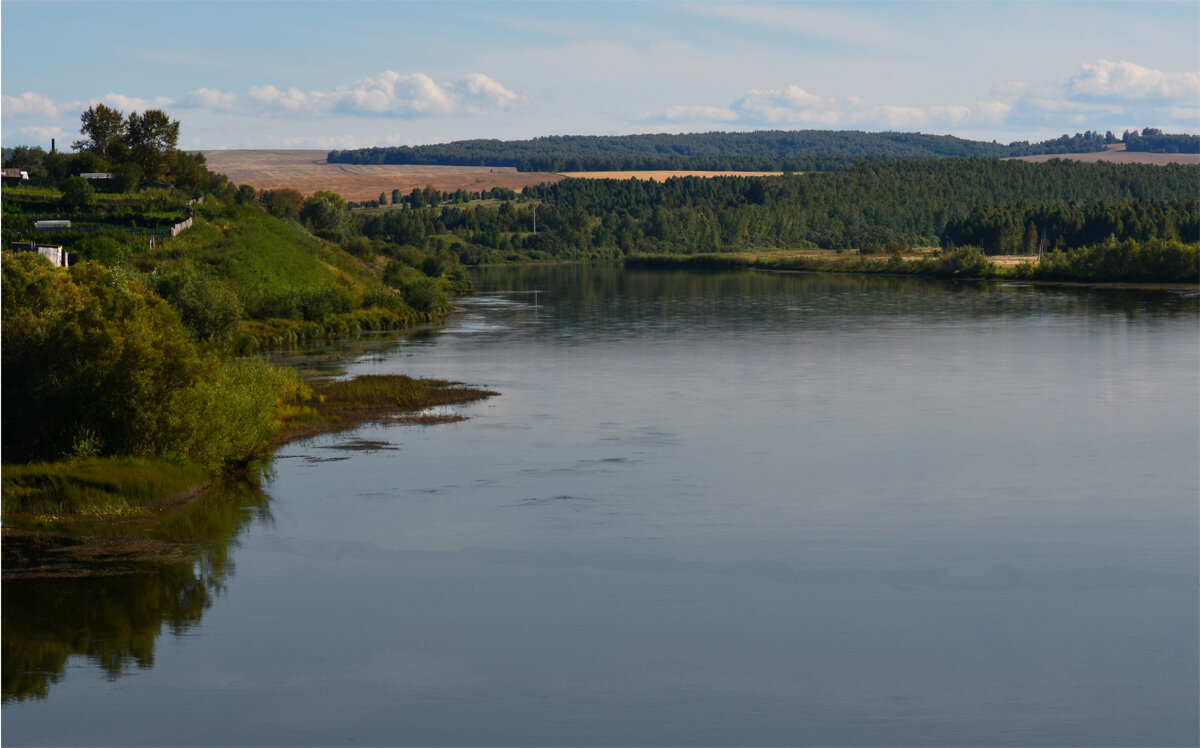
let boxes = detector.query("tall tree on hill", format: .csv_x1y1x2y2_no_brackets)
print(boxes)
126,109,180,182
73,104,127,161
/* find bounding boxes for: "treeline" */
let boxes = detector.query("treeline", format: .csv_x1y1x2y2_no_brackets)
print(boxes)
328,129,1113,172
1122,128,1200,154
942,200,1199,255
1,104,219,193
627,238,1198,284
352,159,1200,261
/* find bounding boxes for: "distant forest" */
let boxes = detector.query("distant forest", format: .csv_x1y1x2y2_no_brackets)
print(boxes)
351,158,1200,261
1122,128,1200,154
327,129,1129,172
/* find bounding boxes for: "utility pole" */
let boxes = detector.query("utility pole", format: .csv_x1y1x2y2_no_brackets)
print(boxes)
532,204,537,235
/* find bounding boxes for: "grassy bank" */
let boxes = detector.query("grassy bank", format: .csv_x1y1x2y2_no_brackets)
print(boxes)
1,374,496,578
625,239,1199,285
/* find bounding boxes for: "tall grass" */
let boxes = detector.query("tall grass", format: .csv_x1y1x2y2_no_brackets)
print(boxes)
1,457,209,516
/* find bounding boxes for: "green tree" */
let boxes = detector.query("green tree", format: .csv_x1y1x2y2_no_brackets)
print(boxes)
1,254,295,469
125,109,180,182
235,184,257,205
1,255,201,462
152,265,246,341
259,188,304,220
73,104,127,160
300,190,351,241
76,234,133,267
113,162,142,193
59,175,96,212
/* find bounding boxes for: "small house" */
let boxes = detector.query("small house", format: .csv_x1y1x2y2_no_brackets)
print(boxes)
2,168,30,187
11,242,69,267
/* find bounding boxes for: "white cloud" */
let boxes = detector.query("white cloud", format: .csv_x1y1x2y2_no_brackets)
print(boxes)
974,100,1013,121
459,73,520,111
247,71,525,119
20,125,68,144
249,84,320,112
330,71,455,116
183,87,238,111
2,92,61,118
867,105,930,129
658,104,739,122
1167,106,1200,122
90,92,176,112
732,86,842,124
1069,60,1200,101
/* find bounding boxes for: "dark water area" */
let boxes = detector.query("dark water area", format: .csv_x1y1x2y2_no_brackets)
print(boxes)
4,266,1197,745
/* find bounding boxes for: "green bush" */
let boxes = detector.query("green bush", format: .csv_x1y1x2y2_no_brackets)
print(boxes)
152,265,246,341
2,254,296,470
75,233,135,267
59,175,96,212
401,276,446,313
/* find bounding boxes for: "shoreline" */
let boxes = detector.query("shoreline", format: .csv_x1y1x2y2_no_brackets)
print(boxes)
746,265,1200,292
1,373,497,580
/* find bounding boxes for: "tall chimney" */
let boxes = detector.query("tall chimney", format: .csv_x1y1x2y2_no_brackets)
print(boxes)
51,138,55,153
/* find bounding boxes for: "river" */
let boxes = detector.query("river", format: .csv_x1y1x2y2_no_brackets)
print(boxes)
4,265,1198,745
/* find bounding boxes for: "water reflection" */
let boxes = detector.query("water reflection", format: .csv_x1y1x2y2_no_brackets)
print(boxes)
2,480,271,703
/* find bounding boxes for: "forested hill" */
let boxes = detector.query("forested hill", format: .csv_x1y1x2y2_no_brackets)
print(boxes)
357,158,1199,261
328,129,1113,172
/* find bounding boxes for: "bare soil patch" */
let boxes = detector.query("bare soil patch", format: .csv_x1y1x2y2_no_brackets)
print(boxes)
202,149,564,202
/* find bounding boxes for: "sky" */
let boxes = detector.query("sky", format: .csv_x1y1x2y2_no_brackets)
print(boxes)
2,1,1198,151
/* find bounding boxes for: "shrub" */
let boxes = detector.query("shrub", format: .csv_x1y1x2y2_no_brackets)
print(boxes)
59,175,96,212
75,233,134,267
152,265,246,341
2,254,296,470
401,277,446,313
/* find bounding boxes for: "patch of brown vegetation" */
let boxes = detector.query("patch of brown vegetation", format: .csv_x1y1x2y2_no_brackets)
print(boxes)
202,149,563,201
275,374,496,446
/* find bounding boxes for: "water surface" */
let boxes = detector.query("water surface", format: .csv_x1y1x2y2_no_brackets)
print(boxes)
4,266,1197,746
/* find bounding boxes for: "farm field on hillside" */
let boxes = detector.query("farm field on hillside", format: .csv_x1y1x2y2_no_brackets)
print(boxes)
1007,144,1200,165
202,149,564,201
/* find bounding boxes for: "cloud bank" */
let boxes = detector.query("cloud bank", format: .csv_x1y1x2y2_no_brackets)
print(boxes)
649,59,1198,134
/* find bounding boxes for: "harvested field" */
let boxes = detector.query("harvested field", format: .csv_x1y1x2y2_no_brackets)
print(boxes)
202,149,564,202
562,170,785,181
1007,144,1199,166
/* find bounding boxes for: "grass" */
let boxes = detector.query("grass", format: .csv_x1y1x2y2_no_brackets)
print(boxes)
144,203,372,305
276,374,497,445
230,307,432,352
1,457,210,517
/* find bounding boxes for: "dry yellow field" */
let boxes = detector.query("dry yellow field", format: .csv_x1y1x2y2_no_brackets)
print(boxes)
201,149,564,202
561,170,785,181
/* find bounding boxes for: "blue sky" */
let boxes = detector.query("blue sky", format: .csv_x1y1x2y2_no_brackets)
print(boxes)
2,1,1198,150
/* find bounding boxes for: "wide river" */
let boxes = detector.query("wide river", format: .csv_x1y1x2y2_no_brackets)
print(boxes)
4,265,1198,746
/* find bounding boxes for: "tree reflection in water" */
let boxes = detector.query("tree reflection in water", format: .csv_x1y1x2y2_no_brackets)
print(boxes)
2,479,271,702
